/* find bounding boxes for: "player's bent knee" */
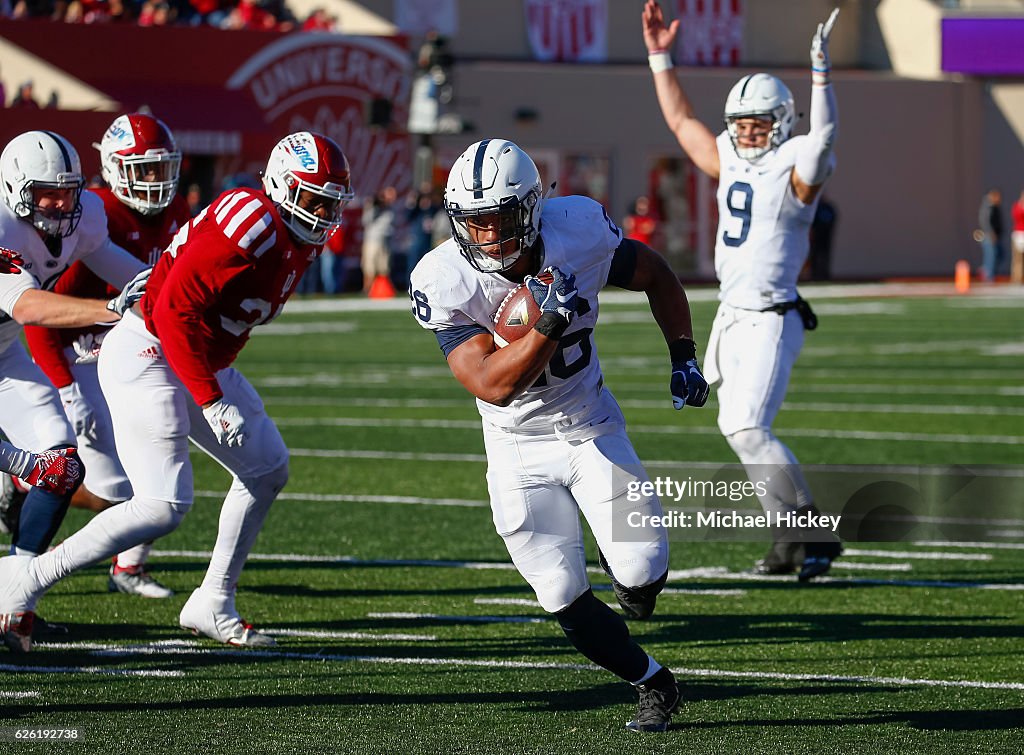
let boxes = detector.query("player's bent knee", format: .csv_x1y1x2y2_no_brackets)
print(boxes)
537,579,591,615
725,427,774,462
122,497,189,538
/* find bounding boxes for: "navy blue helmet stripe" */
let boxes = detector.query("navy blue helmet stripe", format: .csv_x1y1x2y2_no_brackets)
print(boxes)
738,74,754,100
472,139,491,199
41,131,72,173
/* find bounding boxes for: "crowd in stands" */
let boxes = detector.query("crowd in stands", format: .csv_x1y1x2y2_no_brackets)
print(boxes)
0,0,338,31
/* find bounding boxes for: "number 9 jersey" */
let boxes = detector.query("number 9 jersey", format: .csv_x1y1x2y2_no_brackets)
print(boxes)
714,131,836,310
410,195,621,433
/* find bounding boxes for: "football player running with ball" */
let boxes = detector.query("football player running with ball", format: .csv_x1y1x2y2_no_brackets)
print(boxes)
0,132,354,652
22,113,192,600
409,139,708,733
643,0,843,579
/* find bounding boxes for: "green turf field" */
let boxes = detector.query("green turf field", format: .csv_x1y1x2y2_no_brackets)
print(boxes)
2,285,1022,754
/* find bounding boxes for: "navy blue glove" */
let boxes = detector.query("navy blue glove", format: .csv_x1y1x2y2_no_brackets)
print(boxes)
525,266,578,327
668,338,709,409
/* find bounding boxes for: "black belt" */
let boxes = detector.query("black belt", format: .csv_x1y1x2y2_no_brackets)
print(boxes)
762,296,817,331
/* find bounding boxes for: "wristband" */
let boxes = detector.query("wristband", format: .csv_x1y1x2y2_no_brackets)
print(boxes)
648,50,673,74
534,311,569,340
668,337,697,363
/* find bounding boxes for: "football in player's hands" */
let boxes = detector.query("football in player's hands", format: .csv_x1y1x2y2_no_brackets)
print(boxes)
491,272,552,347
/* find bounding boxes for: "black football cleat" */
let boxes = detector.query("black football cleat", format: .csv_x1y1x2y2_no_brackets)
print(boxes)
626,667,681,733
32,615,69,638
597,549,665,620
753,539,805,575
798,540,843,582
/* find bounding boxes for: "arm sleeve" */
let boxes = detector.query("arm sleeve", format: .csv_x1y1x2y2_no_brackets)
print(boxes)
24,324,74,389
80,237,149,289
151,239,253,406
606,238,640,288
794,81,838,187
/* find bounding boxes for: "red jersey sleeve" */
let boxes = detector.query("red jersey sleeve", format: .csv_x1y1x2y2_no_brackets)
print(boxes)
150,235,253,407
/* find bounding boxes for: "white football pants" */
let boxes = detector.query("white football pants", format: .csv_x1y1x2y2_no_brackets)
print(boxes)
483,389,668,613
704,302,813,514
25,311,289,603
0,340,75,452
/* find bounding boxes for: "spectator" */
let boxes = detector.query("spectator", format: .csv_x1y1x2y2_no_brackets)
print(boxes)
301,6,335,31
1011,190,1024,285
622,195,658,245
185,182,204,216
402,184,439,286
978,188,1006,282
361,186,397,294
808,196,837,281
10,80,39,109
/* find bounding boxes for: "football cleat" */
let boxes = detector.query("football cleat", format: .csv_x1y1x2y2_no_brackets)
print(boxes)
109,558,174,599
179,588,275,648
798,539,843,582
31,614,69,638
598,549,665,621
752,539,805,575
626,667,681,733
0,611,34,653
0,474,28,536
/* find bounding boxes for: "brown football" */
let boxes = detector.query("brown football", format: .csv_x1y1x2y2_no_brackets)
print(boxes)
492,272,551,347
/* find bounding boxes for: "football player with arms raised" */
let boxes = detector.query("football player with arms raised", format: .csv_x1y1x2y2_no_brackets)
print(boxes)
409,139,708,733
0,130,149,569
21,113,191,600
643,0,842,579
0,132,354,651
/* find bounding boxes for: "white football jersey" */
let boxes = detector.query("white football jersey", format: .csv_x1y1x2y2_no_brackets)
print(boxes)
714,132,834,310
0,191,110,353
410,195,622,431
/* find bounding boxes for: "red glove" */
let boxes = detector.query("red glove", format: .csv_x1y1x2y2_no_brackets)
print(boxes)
0,246,25,274
24,448,82,495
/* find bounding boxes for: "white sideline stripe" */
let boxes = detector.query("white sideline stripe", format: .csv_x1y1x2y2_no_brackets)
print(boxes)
262,629,438,642
667,566,1024,590
0,691,40,698
619,399,1024,417
45,643,1024,692
0,664,184,677
151,549,520,570
254,321,358,336
829,562,912,572
844,548,993,561
276,416,1024,445
146,551,1023,591
368,612,547,625
275,492,485,508
913,540,1024,550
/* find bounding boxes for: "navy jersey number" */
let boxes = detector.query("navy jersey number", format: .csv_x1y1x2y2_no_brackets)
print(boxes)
531,328,594,388
412,290,431,322
722,181,753,247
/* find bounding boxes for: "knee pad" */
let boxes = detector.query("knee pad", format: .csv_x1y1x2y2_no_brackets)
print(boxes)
725,428,774,465
244,461,289,501
124,497,189,539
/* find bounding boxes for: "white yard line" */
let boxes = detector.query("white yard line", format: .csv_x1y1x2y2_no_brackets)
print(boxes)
29,641,1024,692
0,690,41,698
261,629,438,642
0,664,184,677
368,612,547,625
667,566,1024,590
828,562,913,572
843,549,992,561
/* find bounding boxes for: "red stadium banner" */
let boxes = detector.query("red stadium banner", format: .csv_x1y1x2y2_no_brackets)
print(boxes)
673,0,744,66
0,23,412,197
524,0,608,63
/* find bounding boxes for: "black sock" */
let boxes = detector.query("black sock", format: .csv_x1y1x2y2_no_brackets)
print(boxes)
555,589,649,682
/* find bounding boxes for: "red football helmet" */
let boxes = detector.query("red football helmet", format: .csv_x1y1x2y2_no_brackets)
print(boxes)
97,113,181,215
262,131,354,245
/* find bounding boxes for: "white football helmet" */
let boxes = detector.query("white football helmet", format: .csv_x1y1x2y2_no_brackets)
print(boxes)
723,73,796,161
445,139,544,273
0,130,84,237
262,131,354,245
97,113,181,216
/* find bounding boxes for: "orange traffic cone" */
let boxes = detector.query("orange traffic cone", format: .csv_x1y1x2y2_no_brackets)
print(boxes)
368,274,396,299
954,259,971,294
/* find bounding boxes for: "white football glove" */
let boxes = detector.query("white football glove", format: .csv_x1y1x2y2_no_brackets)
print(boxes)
810,8,839,72
203,399,247,447
59,383,97,440
107,266,152,317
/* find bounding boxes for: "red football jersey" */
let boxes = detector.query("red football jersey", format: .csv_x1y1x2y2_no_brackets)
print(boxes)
25,188,192,389
141,188,318,407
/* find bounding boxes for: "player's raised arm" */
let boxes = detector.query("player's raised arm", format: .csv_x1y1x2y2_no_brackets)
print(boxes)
792,8,840,203
607,237,708,409
642,0,720,179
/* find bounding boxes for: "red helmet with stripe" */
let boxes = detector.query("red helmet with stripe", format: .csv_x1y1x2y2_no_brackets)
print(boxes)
262,132,354,245
98,113,181,215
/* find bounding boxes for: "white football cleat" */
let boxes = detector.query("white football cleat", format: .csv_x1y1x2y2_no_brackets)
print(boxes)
108,560,174,599
0,611,34,653
0,555,38,653
178,588,275,648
